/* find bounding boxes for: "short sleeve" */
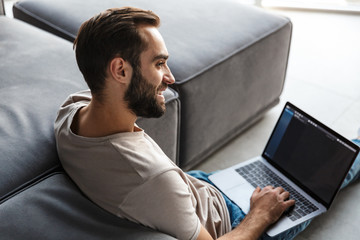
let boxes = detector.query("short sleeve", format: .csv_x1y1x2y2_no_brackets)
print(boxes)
119,170,201,240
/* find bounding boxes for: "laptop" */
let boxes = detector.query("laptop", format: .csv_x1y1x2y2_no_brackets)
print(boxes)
209,102,359,237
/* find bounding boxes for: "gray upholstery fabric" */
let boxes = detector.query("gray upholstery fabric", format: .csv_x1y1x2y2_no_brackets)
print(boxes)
174,22,292,169
13,0,291,169
0,16,85,200
158,2,292,169
0,173,175,240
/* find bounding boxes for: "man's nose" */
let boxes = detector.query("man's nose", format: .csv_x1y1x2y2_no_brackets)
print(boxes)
163,68,175,85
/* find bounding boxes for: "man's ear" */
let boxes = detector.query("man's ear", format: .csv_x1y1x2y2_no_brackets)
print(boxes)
109,57,132,84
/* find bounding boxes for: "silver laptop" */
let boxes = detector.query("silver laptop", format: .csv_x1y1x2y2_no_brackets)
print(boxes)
209,102,359,237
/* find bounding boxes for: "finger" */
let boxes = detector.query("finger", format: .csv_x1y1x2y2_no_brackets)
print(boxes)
264,185,274,191
279,190,290,200
251,186,261,196
274,186,286,193
283,199,296,208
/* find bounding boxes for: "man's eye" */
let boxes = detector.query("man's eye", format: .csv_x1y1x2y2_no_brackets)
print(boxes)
157,62,165,67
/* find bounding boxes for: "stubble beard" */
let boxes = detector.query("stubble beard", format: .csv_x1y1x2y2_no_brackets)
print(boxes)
124,66,167,118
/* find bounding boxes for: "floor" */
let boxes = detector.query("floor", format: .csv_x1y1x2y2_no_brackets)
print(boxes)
4,1,360,239
261,0,360,13
195,7,360,240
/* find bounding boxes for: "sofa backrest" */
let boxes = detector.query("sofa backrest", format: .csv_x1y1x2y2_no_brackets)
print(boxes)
0,16,86,201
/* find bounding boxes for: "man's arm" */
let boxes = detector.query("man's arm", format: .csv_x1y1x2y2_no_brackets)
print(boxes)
197,186,295,240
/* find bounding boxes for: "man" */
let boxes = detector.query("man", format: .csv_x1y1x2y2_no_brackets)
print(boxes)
54,7,359,240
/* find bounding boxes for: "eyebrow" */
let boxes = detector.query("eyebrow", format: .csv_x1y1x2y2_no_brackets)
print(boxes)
152,54,169,62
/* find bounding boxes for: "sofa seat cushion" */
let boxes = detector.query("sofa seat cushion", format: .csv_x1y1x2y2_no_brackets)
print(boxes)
0,172,175,240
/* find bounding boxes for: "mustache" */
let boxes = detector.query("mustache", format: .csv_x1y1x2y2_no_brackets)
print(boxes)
157,82,168,92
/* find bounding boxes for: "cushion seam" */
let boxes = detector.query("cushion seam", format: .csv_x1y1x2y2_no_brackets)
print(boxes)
13,3,77,40
0,165,62,204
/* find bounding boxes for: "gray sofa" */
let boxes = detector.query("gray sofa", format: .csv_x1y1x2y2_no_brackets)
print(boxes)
0,0,291,239
12,0,292,170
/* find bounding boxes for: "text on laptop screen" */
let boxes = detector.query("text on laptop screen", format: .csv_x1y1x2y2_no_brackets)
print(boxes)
263,104,358,207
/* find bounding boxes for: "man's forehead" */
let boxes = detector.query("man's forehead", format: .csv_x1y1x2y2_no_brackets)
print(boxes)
139,26,169,61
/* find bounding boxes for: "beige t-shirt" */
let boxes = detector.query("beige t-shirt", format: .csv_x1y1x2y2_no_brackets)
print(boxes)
54,90,231,240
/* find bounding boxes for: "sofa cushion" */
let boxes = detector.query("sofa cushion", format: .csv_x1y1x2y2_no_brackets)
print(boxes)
0,16,180,200
0,172,175,240
0,16,86,200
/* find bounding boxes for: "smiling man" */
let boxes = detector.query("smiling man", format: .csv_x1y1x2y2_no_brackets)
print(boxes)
54,7,299,240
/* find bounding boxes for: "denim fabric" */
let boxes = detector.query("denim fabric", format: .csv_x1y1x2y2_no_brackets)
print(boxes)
187,170,246,228
187,139,360,239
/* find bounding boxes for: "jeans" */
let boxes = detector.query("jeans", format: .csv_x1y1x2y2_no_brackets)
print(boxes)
187,139,360,240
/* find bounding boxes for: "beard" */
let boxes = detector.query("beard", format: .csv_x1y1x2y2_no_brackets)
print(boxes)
124,66,167,118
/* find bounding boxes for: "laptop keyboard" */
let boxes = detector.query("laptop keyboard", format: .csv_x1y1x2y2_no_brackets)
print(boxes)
235,161,319,221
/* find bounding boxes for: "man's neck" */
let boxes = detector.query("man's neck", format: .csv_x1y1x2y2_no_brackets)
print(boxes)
71,97,137,138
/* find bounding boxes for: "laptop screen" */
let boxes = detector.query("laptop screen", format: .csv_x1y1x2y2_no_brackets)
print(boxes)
263,102,359,208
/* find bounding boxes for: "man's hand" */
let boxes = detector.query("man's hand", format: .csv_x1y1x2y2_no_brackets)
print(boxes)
198,186,295,240
249,186,295,226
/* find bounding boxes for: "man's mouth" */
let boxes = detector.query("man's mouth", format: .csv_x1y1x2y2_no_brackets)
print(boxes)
157,84,168,97
157,90,165,101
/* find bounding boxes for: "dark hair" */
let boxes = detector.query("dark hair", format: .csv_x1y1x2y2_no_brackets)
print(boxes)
73,7,160,98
